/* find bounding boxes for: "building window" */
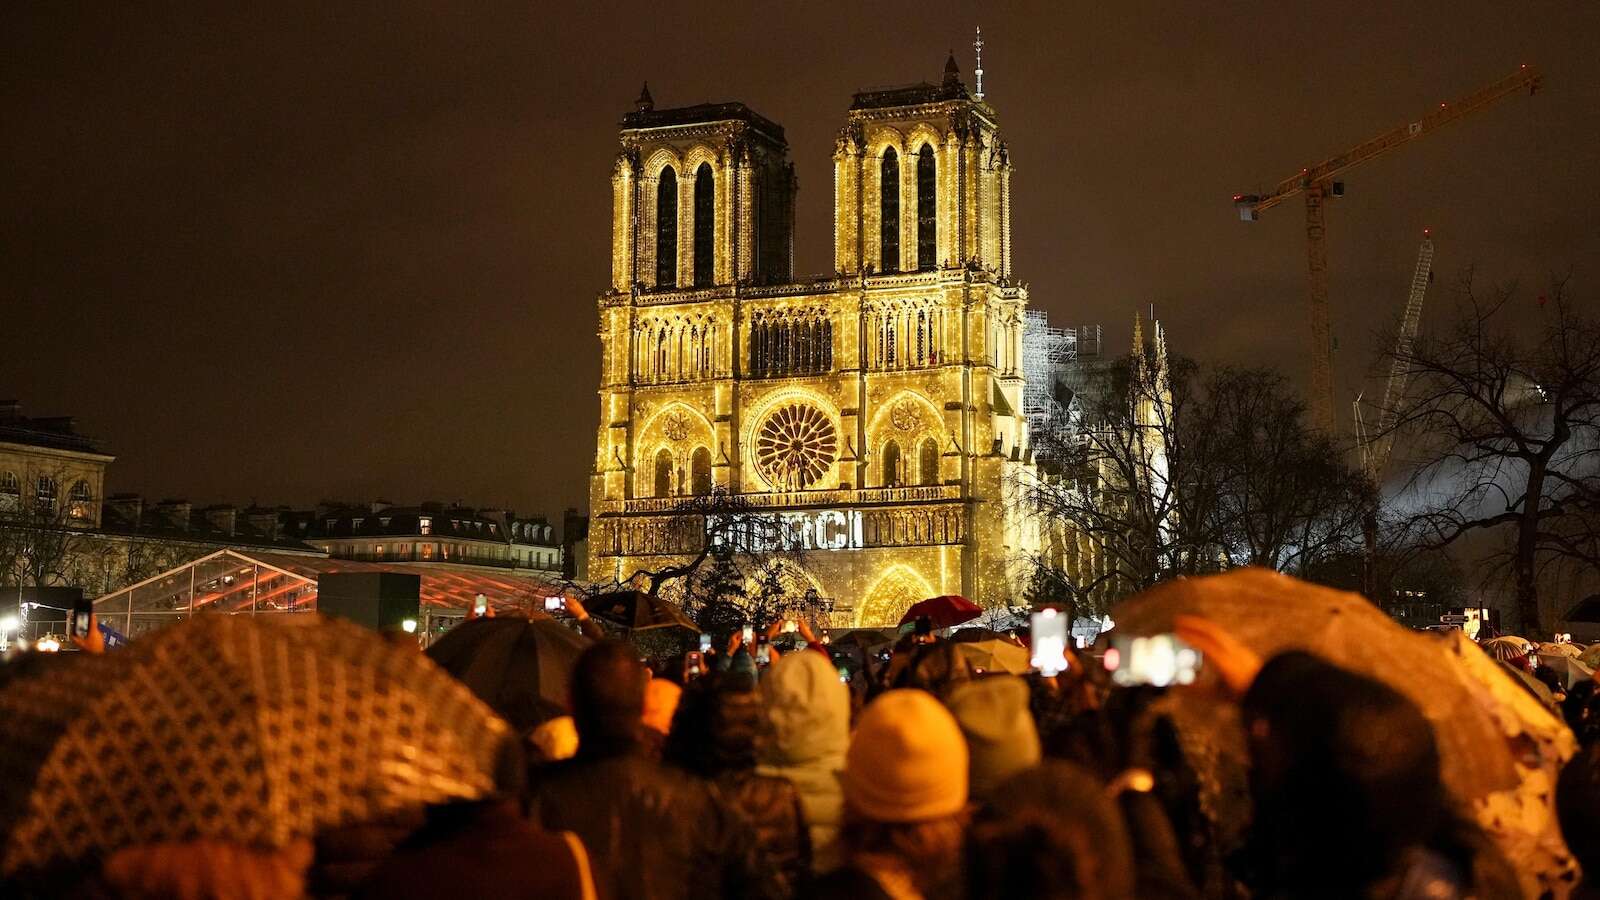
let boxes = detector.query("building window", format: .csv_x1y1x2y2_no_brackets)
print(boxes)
379,517,391,528
881,441,901,488
919,438,940,486
916,144,936,270
693,162,714,287
68,480,92,520
691,445,712,495
353,517,365,530
879,148,899,272
654,448,674,498
656,166,678,287
421,543,434,559
1,471,21,513
36,476,57,513
419,516,432,535
374,544,385,558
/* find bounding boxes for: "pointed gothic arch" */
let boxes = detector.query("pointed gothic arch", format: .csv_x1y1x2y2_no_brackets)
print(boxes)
690,445,713,495
916,144,936,270
856,564,935,627
655,166,678,287
919,437,940,485
653,448,674,497
879,147,900,273
881,440,901,487
693,162,715,287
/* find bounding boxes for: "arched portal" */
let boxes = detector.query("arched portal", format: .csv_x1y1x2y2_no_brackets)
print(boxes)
856,565,935,627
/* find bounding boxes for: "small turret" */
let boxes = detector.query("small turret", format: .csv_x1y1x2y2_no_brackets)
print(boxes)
635,82,654,113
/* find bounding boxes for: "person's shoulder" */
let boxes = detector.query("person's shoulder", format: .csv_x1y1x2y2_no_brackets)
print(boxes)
805,866,895,900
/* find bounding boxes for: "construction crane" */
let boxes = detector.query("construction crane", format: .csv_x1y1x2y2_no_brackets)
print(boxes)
1234,64,1543,432
1355,231,1435,484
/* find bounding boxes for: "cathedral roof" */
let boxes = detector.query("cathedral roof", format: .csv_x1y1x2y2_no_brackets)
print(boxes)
850,78,971,111
620,101,786,144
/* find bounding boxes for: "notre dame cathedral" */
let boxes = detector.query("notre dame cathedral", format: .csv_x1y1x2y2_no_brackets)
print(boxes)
588,54,1044,626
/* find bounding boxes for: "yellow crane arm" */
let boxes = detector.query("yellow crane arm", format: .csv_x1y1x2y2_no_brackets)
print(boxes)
1236,65,1542,215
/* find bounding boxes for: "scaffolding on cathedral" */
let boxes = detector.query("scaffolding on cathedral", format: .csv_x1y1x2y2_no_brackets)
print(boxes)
1021,310,1078,439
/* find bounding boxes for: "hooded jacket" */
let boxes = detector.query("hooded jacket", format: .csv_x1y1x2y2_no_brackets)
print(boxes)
759,649,851,873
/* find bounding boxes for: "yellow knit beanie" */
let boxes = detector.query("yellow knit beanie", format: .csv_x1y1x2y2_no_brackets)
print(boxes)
842,689,968,822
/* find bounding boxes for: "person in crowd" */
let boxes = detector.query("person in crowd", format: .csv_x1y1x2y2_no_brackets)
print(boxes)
1558,741,1600,899
1178,617,1518,900
807,689,968,900
944,675,1042,806
352,799,599,899
529,640,774,900
665,671,811,896
964,760,1137,900
759,648,852,874
641,676,681,757
528,714,579,764
882,616,939,689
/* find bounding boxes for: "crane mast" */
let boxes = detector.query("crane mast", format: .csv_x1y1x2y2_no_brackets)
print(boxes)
1359,233,1435,484
1234,65,1542,432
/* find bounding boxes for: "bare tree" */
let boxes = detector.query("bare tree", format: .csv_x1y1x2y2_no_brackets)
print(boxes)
0,466,88,596
1020,359,1370,596
1383,278,1600,634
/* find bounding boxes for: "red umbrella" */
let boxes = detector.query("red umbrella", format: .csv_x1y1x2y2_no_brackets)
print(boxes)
898,595,983,629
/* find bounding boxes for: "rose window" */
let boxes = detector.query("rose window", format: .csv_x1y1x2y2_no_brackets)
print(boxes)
755,404,837,490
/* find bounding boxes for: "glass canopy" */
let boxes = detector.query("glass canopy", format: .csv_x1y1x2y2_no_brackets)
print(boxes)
94,549,566,641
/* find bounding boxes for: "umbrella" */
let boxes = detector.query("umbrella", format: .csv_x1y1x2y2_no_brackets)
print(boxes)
953,639,1032,675
588,591,699,632
425,615,593,732
950,627,1014,644
0,614,510,878
1483,636,1534,662
1112,569,1520,801
829,628,897,649
1114,569,1579,897
1538,641,1583,659
898,595,983,629
1535,652,1593,690
1581,644,1600,670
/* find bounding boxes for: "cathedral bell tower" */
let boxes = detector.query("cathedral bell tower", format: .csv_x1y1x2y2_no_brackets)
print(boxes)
609,90,796,292
832,54,1012,278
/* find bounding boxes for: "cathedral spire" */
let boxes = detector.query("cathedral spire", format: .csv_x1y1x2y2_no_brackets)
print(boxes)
942,51,961,88
973,26,985,100
635,82,654,112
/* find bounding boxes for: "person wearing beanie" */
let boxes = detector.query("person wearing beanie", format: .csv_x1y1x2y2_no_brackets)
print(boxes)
808,689,969,900
944,676,1042,805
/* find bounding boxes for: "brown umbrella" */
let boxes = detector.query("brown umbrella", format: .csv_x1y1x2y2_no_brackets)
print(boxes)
952,639,1032,675
0,614,512,877
1111,568,1520,800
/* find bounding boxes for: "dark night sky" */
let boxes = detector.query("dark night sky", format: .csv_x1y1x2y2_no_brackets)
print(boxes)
5,2,1597,524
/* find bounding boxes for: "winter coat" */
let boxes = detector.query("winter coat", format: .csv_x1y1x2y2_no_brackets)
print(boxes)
718,768,812,897
530,749,772,900
353,799,597,900
759,649,851,873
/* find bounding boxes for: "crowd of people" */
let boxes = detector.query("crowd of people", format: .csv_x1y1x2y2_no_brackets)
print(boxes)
11,584,1600,900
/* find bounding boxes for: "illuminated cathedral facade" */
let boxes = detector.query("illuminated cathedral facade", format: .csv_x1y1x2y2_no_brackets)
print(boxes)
588,56,1042,626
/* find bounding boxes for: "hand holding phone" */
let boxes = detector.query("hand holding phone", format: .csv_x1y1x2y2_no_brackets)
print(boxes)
71,596,94,640
1030,609,1069,677
1107,633,1202,688
544,596,565,612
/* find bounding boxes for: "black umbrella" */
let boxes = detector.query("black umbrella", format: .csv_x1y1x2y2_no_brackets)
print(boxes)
425,616,592,733
587,591,699,632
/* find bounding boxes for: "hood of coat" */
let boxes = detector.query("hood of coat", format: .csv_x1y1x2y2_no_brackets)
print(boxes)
759,649,850,768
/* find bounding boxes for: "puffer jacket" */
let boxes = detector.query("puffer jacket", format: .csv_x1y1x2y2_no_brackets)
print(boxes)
759,649,851,873
664,677,812,896
530,749,772,900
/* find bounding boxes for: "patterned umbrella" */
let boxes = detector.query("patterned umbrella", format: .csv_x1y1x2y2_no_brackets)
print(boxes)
588,591,699,632
1536,641,1583,659
0,614,511,878
1484,636,1535,662
898,595,983,629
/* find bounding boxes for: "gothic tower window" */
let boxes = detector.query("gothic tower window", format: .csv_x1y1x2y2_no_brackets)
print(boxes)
919,437,939,486
879,148,899,273
691,446,712,495
693,163,714,287
654,448,674,497
882,440,901,488
656,166,678,287
916,144,936,270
